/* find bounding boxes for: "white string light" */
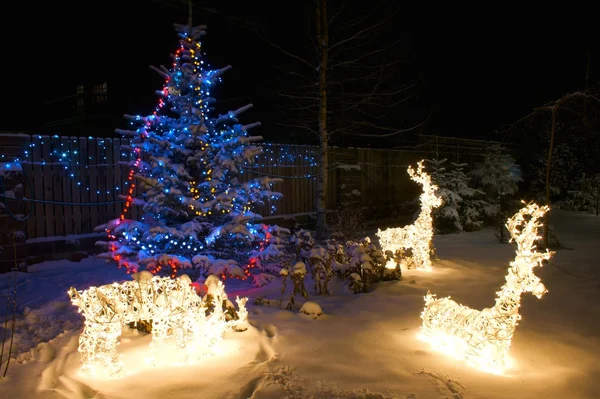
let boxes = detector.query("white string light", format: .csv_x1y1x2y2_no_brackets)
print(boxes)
376,160,442,271
68,272,248,378
419,202,553,374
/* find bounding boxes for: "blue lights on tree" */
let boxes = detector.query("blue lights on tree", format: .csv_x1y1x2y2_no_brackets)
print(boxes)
99,23,282,277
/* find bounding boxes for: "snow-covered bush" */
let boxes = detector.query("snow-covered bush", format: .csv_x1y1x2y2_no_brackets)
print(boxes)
426,158,461,233
281,262,309,310
328,191,365,240
427,159,494,233
327,237,399,294
470,144,522,200
247,224,292,286
450,162,495,232
299,301,323,319
470,145,523,242
560,173,600,214
308,247,333,295
289,229,315,263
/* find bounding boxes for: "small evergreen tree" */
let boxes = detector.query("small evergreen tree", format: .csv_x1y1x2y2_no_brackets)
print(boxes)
426,158,461,233
448,162,492,232
427,159,493,233
470,144,522,241
470,144,522,199
99,23,281,276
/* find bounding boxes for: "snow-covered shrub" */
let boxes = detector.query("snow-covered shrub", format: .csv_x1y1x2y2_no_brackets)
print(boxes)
299,301,323,319
560,173,600,214
470,145,523,242
328,191,365,240
191,255,246,280
450,162,494,232
470,144,522,200
289,229,315,263
427,159,494,233
308,247,333,295
426,158,461,233
246,224,292,286
328,237,398,294
281,262,309,310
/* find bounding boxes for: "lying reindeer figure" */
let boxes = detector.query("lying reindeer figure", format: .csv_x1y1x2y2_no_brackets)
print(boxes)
377,160,442,271
419,202,553,374
68,272,248,378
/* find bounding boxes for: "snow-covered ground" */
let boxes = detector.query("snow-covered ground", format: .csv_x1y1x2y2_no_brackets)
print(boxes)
1,210,599,399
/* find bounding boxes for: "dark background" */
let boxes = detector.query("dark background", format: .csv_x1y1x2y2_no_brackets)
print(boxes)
9,2,597,145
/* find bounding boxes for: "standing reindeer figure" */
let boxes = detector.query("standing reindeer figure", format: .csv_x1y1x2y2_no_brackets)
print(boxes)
377,160,442,271
419,202,553,374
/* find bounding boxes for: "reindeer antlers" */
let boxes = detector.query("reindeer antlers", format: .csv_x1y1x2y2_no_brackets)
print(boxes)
506,201,549,246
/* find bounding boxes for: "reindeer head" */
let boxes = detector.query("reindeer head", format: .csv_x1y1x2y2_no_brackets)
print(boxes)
407,160,443,210
504,202,553,299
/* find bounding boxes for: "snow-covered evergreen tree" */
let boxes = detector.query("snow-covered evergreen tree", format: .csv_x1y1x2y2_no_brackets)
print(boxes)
448,162,492,232
99,23,281,276
427,159,493,233
470,145,522,241
426,158,461,233
470,144,522,199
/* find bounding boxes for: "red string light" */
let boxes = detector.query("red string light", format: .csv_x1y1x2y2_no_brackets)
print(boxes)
106,71,171,268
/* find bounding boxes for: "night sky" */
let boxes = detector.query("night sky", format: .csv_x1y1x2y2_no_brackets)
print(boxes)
24,2,597,143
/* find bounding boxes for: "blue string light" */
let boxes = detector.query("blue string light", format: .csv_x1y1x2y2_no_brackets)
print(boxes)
0,135,319,197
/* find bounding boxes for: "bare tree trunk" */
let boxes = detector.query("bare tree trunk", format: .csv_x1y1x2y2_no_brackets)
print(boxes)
543,105,558,248
315,0,329,240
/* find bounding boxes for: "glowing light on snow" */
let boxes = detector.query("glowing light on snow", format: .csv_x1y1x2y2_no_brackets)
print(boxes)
385,259,397,270
376,160,442,271
68,273,248,379
420,202,553,374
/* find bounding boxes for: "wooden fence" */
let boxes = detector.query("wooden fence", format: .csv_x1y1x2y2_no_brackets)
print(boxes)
0,133,496,242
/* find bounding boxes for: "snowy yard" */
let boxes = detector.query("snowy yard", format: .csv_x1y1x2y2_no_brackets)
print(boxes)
1,210,599,399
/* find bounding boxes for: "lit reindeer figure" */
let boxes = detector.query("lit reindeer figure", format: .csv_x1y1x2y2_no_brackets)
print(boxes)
68,272,248,378
420,202,553,374
377,160,442,271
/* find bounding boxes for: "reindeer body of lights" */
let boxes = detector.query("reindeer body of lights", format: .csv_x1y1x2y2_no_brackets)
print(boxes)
376,160,442,271
419,202,553,374
68,272,248,378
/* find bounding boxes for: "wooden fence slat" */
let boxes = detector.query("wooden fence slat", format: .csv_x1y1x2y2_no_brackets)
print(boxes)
61,137,74,235
71,137,82,235
19,138,33,239
51,136,65,236
79,138,90,233
96,138,107,229
30,137,44,238
40,137,54,237
88,137,99,231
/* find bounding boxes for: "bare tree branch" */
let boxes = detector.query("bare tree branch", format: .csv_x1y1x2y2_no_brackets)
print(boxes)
250,26,316,71
338,113,431,137
328,8,400,53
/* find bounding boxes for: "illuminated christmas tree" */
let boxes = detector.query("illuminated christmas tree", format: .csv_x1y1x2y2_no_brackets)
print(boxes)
100,23,281,278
